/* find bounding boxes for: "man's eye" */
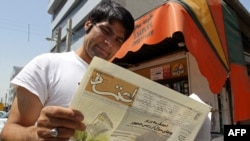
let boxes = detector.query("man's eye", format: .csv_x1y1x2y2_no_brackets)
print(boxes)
116,39,123,46
101,27,111,35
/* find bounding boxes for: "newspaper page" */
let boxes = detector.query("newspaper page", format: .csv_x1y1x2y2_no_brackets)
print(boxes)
70,57,212,141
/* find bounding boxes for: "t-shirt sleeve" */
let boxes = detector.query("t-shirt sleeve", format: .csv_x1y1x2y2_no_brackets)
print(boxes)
11,54,50,105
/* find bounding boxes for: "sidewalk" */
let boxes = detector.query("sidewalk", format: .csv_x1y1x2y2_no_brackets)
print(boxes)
211,135,224,141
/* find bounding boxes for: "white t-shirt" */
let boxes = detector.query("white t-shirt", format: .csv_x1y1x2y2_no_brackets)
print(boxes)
11,51,88,107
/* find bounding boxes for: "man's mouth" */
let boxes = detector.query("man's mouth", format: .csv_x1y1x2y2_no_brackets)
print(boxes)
96,45,109,57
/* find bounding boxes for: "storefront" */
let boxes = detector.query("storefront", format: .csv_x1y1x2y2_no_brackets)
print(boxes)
111,0,250,133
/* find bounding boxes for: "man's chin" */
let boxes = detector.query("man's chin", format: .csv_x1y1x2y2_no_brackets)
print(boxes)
95,55,110,60
89,53,106,60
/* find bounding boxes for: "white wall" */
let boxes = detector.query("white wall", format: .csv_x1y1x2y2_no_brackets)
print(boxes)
187,53,232,132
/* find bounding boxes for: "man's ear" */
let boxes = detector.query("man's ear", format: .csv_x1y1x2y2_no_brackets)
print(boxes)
85,21,93,33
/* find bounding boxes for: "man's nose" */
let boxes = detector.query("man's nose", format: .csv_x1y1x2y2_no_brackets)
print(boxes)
104,38,113,47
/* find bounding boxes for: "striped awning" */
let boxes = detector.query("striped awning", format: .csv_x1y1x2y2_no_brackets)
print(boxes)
111,0,250,122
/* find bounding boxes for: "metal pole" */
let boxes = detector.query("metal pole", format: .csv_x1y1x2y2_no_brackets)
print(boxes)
66,19,72,52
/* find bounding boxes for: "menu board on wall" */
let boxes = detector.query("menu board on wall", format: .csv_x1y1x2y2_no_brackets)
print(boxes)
150,66,163,80
149,58,187,81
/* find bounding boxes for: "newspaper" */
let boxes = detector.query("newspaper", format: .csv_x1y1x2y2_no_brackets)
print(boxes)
70,57,212,141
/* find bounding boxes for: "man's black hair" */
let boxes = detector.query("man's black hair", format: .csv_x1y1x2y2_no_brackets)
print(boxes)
87,0,134,41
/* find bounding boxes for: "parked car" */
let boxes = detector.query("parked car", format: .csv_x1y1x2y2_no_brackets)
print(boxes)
0,112,9,118
0,111,6,118
0,111,8,134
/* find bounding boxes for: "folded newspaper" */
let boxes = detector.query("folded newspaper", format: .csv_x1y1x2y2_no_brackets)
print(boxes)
70,57,212,141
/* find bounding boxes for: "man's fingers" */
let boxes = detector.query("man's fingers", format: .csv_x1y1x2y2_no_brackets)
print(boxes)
37,106,86,130
41,106,84,121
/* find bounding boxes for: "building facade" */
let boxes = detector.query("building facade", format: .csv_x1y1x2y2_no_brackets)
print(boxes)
5,66,23,111
47,0,250,56
47,0,103,52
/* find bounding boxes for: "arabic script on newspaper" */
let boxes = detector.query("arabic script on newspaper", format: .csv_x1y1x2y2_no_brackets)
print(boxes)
70,57,211,141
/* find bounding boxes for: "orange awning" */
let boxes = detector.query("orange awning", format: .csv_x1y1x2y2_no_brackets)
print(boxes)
112,0,250,122
112,1,228,94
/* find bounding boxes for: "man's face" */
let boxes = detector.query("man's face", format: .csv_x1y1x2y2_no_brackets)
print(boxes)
83,20,126,61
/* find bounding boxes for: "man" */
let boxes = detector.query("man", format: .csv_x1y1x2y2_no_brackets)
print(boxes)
1,1,134,141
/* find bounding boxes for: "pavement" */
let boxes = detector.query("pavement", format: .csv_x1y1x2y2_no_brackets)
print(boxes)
211,135,224,141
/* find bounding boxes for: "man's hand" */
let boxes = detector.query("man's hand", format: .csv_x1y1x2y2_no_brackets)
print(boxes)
36,106,86,141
